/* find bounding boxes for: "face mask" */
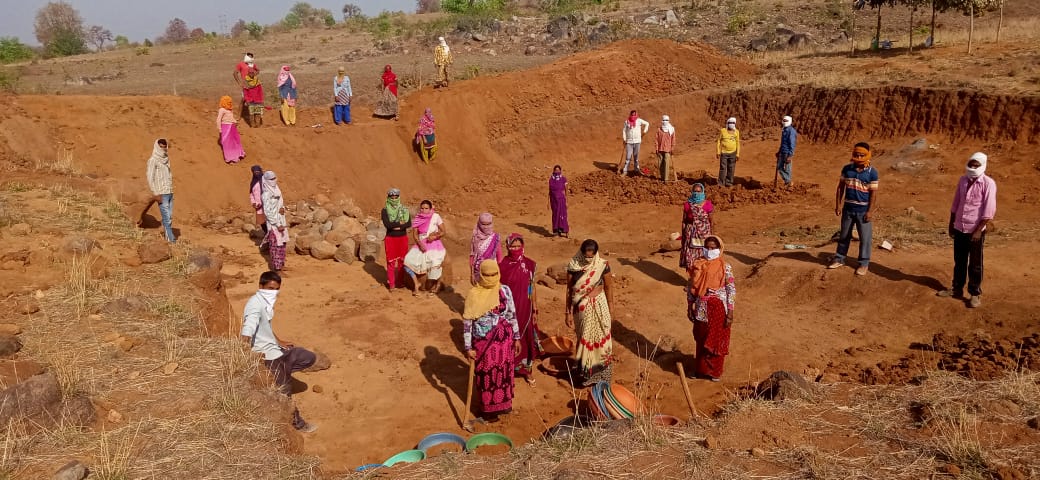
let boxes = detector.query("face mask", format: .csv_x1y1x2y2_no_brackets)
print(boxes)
966,165,985,178
691,192,706,203
257,289,279,313
727,123,735,130
704,248,721,260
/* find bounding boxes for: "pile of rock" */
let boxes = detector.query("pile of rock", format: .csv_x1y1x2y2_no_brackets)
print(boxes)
281,197,383,265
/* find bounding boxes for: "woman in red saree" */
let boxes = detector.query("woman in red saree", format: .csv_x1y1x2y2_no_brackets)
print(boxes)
499,233,540,385
464,260,521,420
374,64,399,121
687,235,735,382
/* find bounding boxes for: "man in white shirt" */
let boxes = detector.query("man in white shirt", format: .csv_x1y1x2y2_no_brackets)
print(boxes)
618,109,651,176
241,271,318,433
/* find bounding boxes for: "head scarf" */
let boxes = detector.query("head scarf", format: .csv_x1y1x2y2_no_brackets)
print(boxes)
150,139,168,165
382,64,398,95
438,36,450,52
418,108,435,136
504,233,525,260
687,183,706,204
249,165,263,193
277,65,296,88
852,145,872,168
660,115,675,135
782,115,793,128
690,235,726,297
551,165,563,180
219,95,233,111
243,54,254,63
463,260,502,319
726,117,737,131
627,110,639,128
261,170,282,200
966,152,987,178
471,213,496,257
384,188,408,223
413,202,434,232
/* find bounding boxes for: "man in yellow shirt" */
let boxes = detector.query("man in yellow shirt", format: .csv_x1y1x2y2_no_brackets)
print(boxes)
716,117,740,187
434,37,453,88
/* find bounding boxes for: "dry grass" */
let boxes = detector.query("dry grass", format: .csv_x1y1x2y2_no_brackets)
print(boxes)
33,146,78,176
2,185,319,479
348,368,1039,479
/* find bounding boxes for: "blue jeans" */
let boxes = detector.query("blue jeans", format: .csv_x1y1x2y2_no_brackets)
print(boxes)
833,209,871,266
776,152,792,185
334,104,351,124
158,193,176,242
621,143,641,173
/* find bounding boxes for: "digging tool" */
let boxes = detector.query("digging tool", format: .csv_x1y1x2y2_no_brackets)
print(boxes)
676,362,699,419
462,357,486,432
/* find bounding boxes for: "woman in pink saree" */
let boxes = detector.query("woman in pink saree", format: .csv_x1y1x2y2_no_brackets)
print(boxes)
216,95,245,163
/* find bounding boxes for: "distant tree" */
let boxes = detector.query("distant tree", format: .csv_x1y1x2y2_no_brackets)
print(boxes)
343,3,363,19
113,35,130,49
283,12,303,29
417,0,441,13
944,0,999,53
86,25,113,51
163,18,190,43
230,19,247,38
323,12,336,26
189,27,206,41
0,37,34,64
34,2,87,57
862,0,898,48
245,22,264,39
898,0,929,52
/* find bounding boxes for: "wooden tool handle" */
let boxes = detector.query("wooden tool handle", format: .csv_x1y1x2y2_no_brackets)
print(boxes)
676,362,698,419
462,357,476,427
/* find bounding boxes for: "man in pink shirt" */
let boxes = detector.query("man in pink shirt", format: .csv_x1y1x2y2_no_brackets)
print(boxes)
937,152,996,308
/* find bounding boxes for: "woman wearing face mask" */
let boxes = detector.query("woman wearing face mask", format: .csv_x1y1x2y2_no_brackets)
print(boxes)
499,233,540,385
680,183,714,270
686,235,735,382
469,213,502,285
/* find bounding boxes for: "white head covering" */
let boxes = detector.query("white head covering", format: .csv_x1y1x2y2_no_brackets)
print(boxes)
660,115,675,134
782,115,793,127
243,54,254,63
262,170,282,199
438,36,450,52
966,152,987,178
726,117,736,130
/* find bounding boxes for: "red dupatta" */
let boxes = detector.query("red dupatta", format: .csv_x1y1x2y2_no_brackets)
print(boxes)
382,65,398,96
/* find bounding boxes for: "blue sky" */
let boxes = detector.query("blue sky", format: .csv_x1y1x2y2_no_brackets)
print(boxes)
0,0,415,45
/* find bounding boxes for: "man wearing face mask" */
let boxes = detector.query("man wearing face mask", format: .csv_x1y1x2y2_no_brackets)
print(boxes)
775,115,797,188
716,117,740,187
828,142,878,276
241,271,318,433
937,152,996,308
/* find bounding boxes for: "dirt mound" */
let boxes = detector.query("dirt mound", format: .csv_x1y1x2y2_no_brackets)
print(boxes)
474,39,759,137
708,86,1040,144
572,169,819,207
827,332,1040,384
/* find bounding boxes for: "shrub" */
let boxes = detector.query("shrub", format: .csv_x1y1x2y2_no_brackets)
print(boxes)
441,0,505,14
0,37,34,64
246,22,264,39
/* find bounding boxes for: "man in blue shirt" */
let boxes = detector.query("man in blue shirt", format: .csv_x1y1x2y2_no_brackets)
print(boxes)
828,142,879,276
775,115,797,188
